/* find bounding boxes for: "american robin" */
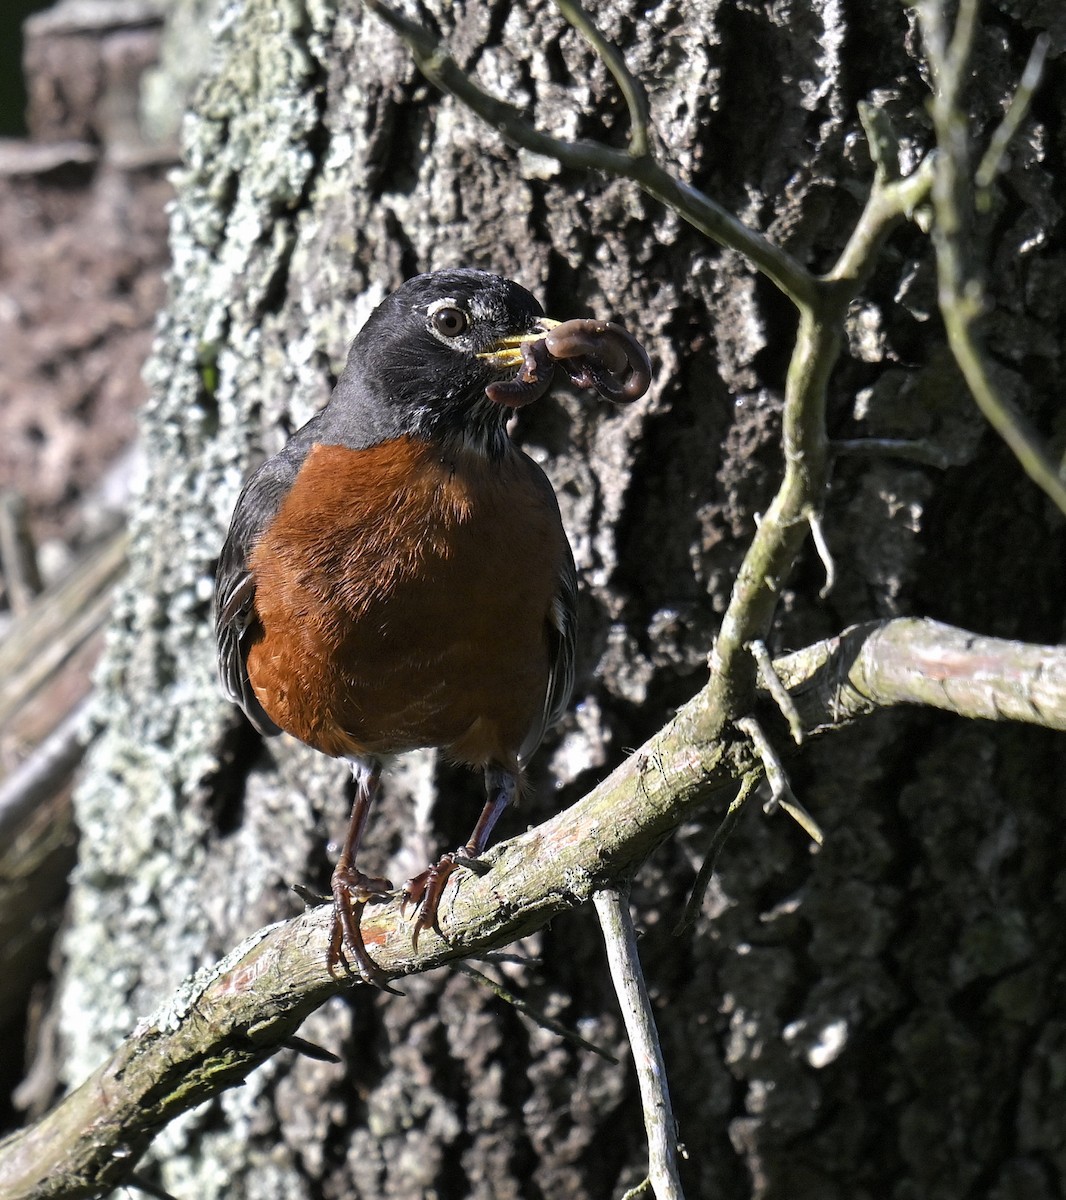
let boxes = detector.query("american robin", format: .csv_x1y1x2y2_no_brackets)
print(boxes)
215,267,589,986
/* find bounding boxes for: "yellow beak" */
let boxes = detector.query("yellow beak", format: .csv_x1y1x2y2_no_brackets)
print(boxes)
477,318,561,370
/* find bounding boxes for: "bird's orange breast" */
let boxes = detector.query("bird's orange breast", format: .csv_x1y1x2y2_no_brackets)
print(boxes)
245,435,568,767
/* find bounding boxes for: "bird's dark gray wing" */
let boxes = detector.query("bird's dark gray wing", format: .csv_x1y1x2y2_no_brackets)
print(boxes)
519,479,578,766
542,544,579,745
214,434,316,735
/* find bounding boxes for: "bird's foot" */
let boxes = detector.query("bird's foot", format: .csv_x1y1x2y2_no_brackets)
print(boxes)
327,864,401,993
402,851,480,950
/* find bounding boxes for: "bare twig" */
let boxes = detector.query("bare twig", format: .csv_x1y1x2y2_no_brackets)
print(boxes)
0,527,127,728
917,0,1066,515
620,1181,653,1200
594,888,685,1200
676,771,761,934
856,101,902,184
456,962,618,1062
125,1174,180,1200
551,0,651,158
805,509,836,600
735,715,824,846
0,700,91,844
832,437,954,469
750,640,804,744
360,0,816,305
281,1035,341,1064
709,146,934,704
975,33,1049,195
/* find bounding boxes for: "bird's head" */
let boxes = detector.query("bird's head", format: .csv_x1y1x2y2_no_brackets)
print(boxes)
329,269,560,455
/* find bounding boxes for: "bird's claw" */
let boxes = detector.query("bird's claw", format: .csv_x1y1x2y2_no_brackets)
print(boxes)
402,852,468,950
327,864,402,993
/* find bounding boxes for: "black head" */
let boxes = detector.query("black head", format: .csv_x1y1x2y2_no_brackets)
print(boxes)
325,268,556,453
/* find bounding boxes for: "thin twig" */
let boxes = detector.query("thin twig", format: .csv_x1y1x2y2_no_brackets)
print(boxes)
594,888,685,1200
975,33,1049,194
360,0,816,306
750,640,804,745
0,699,92,843
0,526,127,727
281,1036,341,1064
825,151,936,288
551,0,651,158
456,962,619,1063
710,139,934,703
857,102,902,184
734,715,824,845
125,1174,180,1200
676,771,761,935
832,437,953,469
805,509,836,600
620,1180,653,1200
917,0,1066,515
0,492,43,615
468,950,542,968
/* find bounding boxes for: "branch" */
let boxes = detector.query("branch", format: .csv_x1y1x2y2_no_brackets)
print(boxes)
360,0,817,306
774,617,1066,733
676,772,761,934
917,0,1066,515
0,492,43,615
550,0,651,159
594,888,685,1200
734,714,824,846
0,701,90,844
1,617,1062,1198
456,961,618,1062
0,527,127,729
709,147,934,699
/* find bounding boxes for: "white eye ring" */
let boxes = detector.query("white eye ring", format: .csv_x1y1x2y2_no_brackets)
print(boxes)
427,298,470,339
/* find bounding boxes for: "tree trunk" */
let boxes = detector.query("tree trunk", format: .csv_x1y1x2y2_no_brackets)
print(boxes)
39,1,1066,1197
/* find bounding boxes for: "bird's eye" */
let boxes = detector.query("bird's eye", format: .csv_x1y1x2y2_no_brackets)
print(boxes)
430,306,469,338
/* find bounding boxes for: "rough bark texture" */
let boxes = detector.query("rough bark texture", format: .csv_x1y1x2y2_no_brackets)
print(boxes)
30,0,1066,1197
0,0,173,542
0,0,174,1134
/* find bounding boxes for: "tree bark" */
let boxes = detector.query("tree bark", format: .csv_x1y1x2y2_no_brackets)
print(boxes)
23,1,1066,1198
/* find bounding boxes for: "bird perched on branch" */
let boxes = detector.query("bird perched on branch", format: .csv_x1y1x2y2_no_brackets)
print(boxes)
215,267,649,986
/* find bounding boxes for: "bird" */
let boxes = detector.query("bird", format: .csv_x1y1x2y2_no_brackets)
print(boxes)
214,268,579,987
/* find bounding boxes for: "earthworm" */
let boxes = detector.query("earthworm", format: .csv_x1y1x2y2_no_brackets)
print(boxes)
545,319,652,403
484,338,557,407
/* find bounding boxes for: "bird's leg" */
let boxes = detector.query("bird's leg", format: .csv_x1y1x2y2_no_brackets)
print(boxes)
404,765,518,949
328,757,398,990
